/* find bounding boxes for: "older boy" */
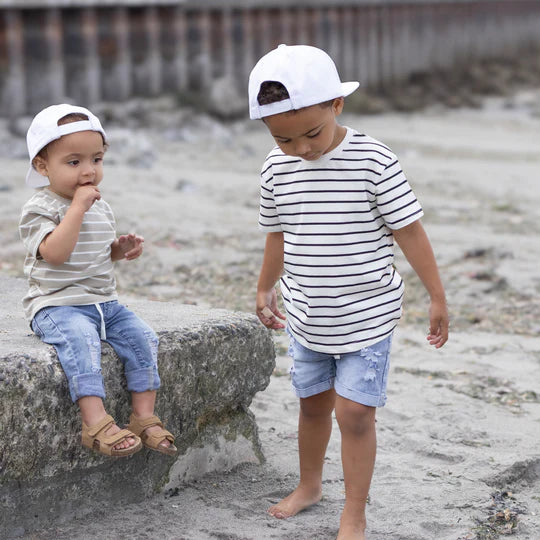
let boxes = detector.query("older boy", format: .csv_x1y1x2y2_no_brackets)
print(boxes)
249,45,448,539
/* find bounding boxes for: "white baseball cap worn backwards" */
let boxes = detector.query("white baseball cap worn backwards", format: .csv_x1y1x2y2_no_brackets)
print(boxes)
25,103,107,188
248,44,360,120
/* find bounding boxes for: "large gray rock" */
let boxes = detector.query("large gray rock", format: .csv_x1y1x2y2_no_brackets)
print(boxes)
0,277,275,538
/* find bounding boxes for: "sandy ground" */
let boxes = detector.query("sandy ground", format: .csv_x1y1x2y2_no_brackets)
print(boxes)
1,89,540,539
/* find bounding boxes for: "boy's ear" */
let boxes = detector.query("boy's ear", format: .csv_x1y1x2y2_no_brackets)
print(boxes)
32,156,49,177
332,97,345,116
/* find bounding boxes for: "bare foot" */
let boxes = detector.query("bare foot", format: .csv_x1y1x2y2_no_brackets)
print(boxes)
268,485,322,519
337,503,366,540
105,422,137,451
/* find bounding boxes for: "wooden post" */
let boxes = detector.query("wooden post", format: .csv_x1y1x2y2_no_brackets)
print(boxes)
257,8,272,57
327,7,340,64
222,8,234,80
397,4,413,80
145,6,162,95
80,7,100,105
242,9,255,85
312,8,325,51
355,6,370,87
4,9,26,117
296,7,310,46
199,9,212,88
279,7,293,45
172,6,188,91
341,6,355,81
112,7,131,100
378,5,392,90
44,8,65,104
365,6,380,90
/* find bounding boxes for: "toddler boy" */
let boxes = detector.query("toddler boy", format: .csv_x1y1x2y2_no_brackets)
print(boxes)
19,104,176,457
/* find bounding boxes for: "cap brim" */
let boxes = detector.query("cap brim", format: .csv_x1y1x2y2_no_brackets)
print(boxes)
342,81,360,97
26,166,49,188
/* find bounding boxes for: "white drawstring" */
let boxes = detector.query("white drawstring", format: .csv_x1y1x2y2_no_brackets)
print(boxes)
94,303,107,340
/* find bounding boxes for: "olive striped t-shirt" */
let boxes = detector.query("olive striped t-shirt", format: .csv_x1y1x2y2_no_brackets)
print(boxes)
19,188,118,321
258,127,423,353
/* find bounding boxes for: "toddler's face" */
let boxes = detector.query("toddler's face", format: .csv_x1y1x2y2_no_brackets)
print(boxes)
263,98,345,161
34,130,105,199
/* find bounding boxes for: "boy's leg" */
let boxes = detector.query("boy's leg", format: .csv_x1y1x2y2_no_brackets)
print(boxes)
269,388,336,519
333,334,392,539
335,397,376,540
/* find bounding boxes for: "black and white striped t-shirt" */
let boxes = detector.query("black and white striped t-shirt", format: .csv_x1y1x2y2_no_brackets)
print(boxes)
258,127,423,353
19,188,118,321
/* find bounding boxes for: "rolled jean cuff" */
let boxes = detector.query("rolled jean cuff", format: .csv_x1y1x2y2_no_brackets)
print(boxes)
126,366,161,393
293,377,334,399
70,373,106,403
334,381,386,407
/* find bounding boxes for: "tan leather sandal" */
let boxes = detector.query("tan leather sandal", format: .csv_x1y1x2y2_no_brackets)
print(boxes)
82,414,142,457
127,413,177,456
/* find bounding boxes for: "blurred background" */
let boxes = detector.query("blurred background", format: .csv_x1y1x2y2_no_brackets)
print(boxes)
1,0,540,118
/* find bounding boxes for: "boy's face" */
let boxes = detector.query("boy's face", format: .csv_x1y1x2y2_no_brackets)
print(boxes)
263,98,345,161
34,130,105,200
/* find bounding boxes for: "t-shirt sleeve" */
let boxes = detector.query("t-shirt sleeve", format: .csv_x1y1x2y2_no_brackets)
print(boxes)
101,200,117,233
375,155,423,230
258,159,282,233
19,203,58,258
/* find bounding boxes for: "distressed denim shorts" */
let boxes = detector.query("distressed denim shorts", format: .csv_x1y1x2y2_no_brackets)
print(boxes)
31,301,160,403
288,333,393,407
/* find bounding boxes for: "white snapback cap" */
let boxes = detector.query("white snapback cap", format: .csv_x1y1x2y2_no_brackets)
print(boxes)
248,44,360,120
25,103,107,188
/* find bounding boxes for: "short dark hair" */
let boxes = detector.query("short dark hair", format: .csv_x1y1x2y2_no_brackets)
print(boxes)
57,112,89,126
257,81,290,105
256,80,335,111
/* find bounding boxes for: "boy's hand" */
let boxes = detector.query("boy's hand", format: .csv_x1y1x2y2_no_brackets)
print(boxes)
116,234,144,260
72,185,101,212
256,288,286,330
426,298,449,348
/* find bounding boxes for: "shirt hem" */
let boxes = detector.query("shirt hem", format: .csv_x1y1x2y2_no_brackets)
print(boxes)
288,324,397,355
27,293,119,322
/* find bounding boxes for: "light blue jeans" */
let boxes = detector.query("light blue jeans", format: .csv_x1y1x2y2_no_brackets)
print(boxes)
288,333,393,407
31,301,160,402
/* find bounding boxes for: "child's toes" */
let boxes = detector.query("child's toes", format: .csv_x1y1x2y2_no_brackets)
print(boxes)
114,439,128,450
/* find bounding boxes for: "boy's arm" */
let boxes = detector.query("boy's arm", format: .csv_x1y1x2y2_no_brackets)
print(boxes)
256,231,286,329
39,186,101,265
392,220,449,348
111,233,144,261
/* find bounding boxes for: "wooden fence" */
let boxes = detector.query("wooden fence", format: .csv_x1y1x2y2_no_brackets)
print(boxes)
1,0,540,116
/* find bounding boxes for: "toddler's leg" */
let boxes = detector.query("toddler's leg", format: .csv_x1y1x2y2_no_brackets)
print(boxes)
269,388,335,519
103,302,174,453
335,397,376,540
31,306,137,452
129,390,175,453
79,396,138,451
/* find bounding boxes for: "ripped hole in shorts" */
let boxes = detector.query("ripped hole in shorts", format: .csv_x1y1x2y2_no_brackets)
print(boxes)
360,347,383,382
